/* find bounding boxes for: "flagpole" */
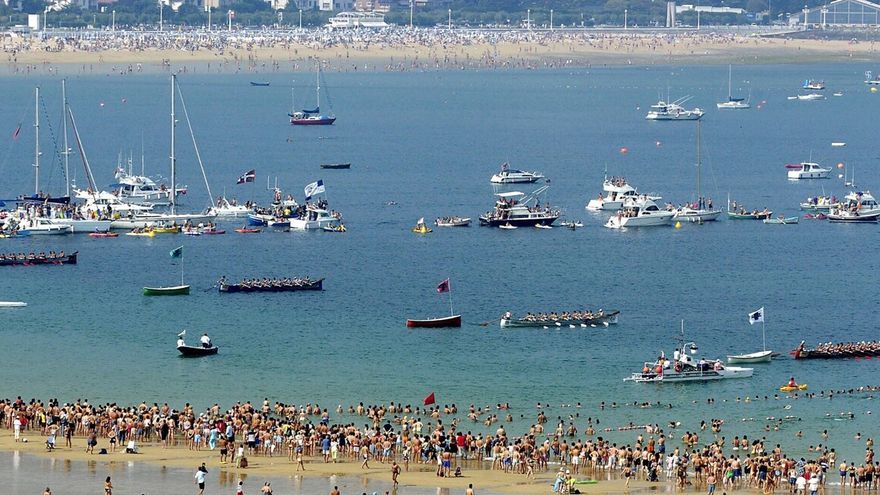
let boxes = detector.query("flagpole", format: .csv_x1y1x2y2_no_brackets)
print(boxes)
762,313,766,352
448,282,454,316
180,248,185,286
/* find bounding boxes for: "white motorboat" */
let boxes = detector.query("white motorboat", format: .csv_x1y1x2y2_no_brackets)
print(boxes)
717,65,750,110
787,162,831,180
675,120,722,222
790,93,825,101
490,163,545,184
111,165,185,205
586,176,660,211
206,197,252,218
625,325,754,383
803,79,825,90
46,218,114,233
17,217,72,235
604,196,675,229
75,189,155,217
289,206,339,230
800,195,838,211
865,71,880,85
478,186,561,227
0,301,27,308
645,96,704,121
535,224,553,229
833,190,880,215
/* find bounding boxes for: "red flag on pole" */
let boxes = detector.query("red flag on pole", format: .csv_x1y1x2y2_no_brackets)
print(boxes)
423,392,435,406
436,278,450,293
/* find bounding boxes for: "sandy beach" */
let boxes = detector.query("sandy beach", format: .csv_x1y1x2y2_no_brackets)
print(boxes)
0,431,642,495
4,30,880,73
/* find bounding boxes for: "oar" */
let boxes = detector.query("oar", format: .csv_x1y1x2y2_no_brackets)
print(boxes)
478,318,500,327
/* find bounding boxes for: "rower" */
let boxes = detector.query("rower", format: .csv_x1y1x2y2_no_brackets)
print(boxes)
200,333,212,349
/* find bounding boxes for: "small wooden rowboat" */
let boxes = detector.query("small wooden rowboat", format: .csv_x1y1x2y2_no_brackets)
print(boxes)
177,345,219,357
406,314,462,328
143,285,191,296
728,211,773,220
763,216,799,225
0,251,78,266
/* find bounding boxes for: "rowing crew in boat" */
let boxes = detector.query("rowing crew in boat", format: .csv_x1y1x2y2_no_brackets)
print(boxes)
219,276,317,288
0,251,66,261
512,309,607,322
792,339,880,359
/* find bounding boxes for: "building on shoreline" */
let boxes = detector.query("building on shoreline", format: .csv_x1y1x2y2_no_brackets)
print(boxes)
797,0,880,27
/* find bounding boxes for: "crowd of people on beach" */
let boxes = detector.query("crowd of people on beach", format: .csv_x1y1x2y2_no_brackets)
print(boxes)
3,27,795,72
1,389,878,495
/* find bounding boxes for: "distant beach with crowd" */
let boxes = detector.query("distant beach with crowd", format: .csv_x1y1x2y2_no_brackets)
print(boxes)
3,27,880,74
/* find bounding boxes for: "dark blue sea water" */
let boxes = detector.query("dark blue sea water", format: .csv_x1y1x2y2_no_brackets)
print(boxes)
0,63,878,463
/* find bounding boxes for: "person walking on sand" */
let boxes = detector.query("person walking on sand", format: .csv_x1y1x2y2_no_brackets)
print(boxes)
195,463,208,495
391,462,401,486
361,448,370,469
330,486,340,495
296,448,305,471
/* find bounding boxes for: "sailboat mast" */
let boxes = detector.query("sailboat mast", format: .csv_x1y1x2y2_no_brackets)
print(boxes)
34,86,40,196
170,74,177,216
316,63,321,111
696,119,702,201
762,317,766,352
61,79,70,198
727,65,732,100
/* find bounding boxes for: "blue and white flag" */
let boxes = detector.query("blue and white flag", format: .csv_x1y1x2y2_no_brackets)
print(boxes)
304,179,325,201
749,307,764,325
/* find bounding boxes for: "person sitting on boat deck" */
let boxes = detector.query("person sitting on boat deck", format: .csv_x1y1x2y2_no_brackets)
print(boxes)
713,360,723,371
788,377,798,388
177,336,186,348
200,333,212,349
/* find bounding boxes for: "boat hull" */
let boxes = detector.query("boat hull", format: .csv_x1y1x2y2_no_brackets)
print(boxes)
827,211,880,223
219,279,323,293
727,350,773,363
792,348,880,359
763,217,800,225
143,285,191,296
727,211,772,220
606,212,675,228
406,315,462,328
46,219,114,232
320,163,351,169
177,345,219,357
0,252,77,266
479,215,559,227
0,301,27,308
501,311,620,328
291,117,336,125
675,209,722,222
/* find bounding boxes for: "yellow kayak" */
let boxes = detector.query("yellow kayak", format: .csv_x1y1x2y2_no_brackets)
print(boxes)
152,226,181,234
412,226,432,234
126,230,156,237
779,384,808,392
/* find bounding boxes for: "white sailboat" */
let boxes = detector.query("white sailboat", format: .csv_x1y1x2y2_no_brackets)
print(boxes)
130,75,216,226
675,120,722,222
717,65,750,110
728,307,773,363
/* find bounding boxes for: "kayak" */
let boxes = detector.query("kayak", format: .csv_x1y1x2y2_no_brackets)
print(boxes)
235,228,261,234
779,384,808,392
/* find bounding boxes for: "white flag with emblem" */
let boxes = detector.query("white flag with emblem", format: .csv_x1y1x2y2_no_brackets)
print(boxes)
748,307,764,325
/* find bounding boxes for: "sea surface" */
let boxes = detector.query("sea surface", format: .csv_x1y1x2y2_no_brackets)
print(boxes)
0,63,878,465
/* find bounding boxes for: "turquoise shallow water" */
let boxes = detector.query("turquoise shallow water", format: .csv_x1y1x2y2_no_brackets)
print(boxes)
0,63,878,463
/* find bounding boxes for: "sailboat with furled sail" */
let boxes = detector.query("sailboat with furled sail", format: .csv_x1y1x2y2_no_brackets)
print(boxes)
406,278,461,328
728,307,773,363
675,119,722,222
717,65,750,110
143,246,190,295
289,63,336,125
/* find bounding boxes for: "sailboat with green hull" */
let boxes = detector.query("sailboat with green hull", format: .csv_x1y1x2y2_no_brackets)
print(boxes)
143,246,190,296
